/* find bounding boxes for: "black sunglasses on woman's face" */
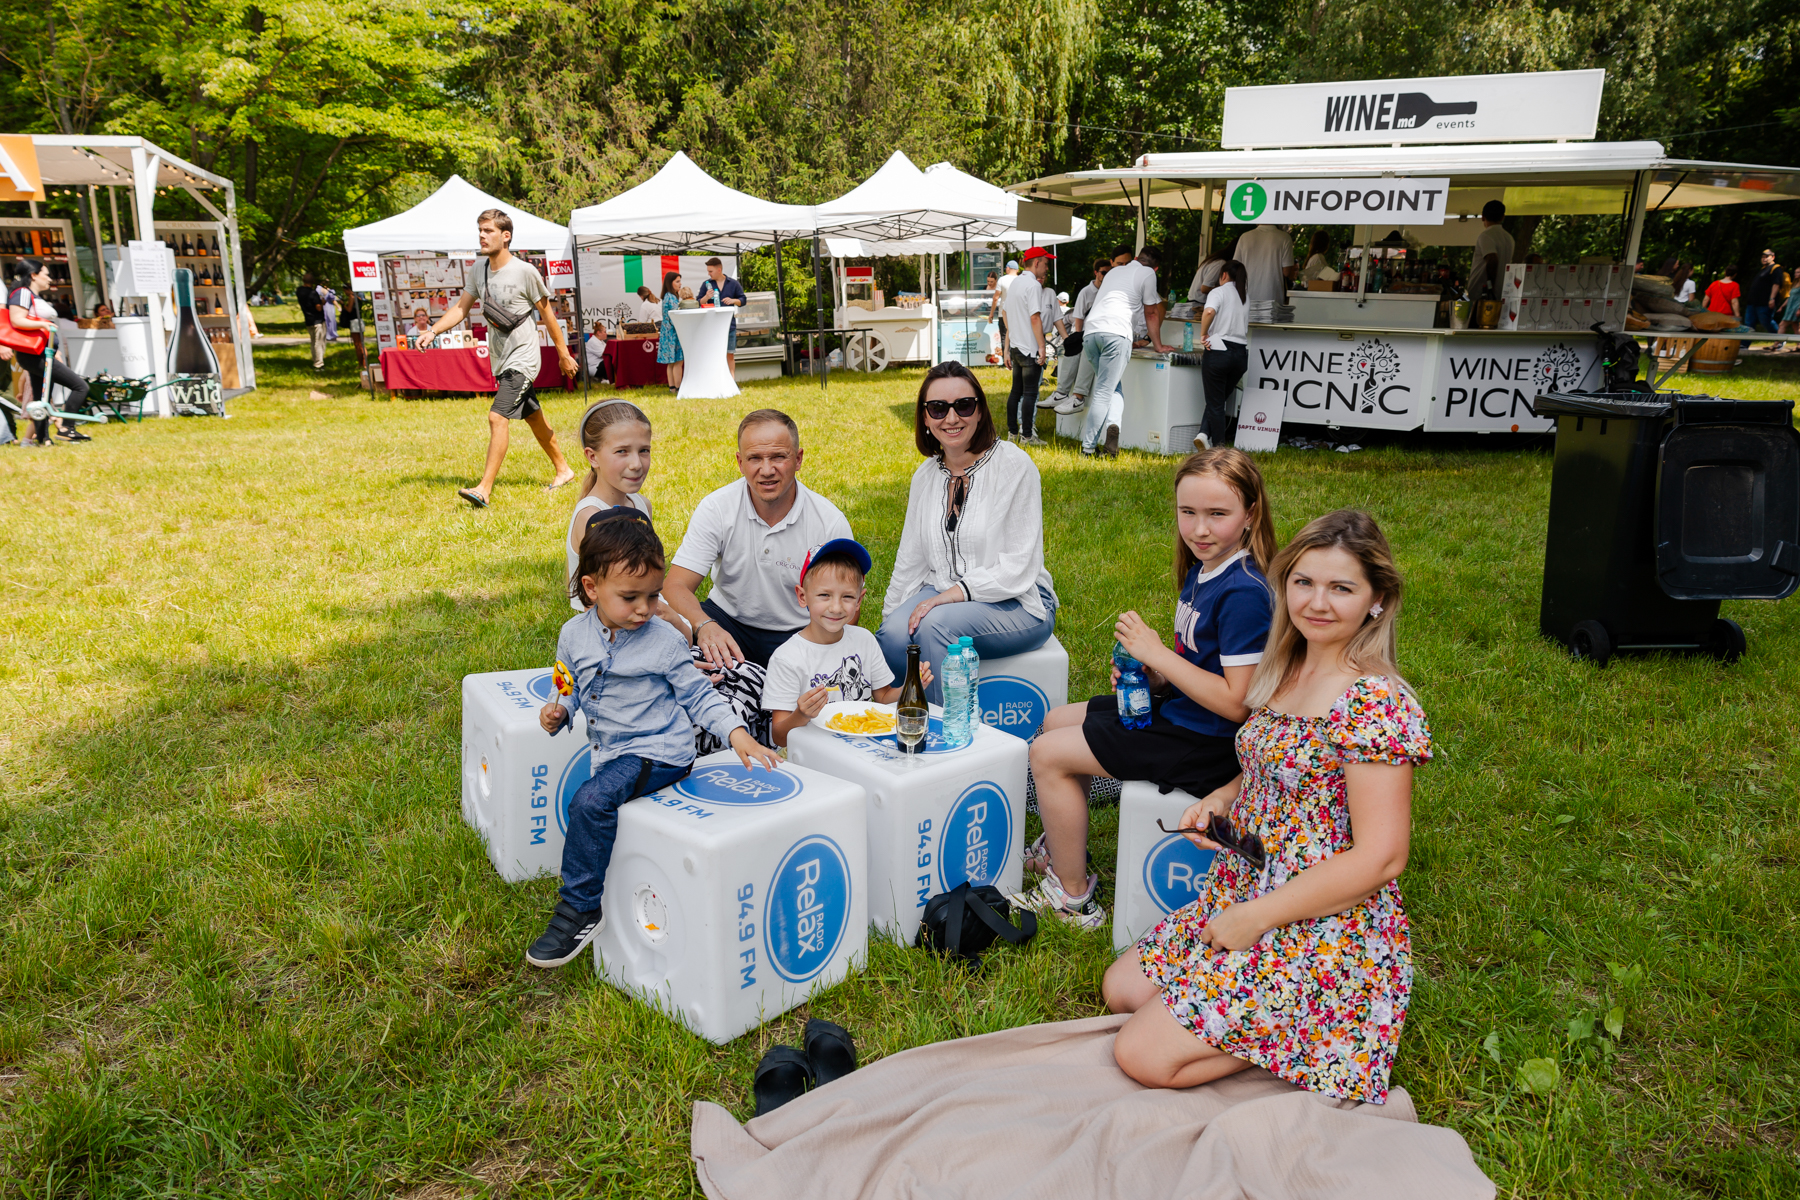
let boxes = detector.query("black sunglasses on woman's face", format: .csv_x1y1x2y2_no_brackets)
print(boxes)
923,396,981,420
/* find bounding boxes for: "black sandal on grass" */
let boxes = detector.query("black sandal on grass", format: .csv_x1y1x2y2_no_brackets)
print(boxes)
753,1045,814,1117
456,488,489,509
803,1018,857,1087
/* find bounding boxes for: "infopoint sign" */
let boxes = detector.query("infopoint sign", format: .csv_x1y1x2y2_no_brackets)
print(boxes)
764,835,852,982
1225,178,1450,225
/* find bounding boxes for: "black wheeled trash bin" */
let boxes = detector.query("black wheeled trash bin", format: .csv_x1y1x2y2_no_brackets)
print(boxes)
1532,392,1800,666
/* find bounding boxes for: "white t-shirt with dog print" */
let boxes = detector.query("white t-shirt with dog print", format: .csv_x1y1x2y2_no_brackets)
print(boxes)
761,625,894,711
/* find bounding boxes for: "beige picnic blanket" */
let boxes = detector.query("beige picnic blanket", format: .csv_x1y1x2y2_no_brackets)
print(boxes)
692,1014,1494,1200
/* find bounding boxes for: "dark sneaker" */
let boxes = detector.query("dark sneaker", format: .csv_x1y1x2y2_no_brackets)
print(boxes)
526,899,605,967
58,426,92,442
1104,423,1120,458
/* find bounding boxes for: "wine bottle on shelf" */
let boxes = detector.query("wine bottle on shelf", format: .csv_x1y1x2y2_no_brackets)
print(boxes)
896,644,929,755
211,235,221,256
167,268,221,377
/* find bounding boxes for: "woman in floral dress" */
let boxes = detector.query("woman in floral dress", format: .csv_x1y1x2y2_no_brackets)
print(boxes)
656,270,684,391
1103,509,1431,1104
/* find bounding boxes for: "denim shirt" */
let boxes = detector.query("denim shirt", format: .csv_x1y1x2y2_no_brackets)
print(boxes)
554,609,743,768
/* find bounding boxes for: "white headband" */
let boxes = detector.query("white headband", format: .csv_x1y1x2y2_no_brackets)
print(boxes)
578,397,646,432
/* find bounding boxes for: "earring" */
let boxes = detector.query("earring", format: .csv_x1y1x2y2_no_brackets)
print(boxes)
1368,602,1384,618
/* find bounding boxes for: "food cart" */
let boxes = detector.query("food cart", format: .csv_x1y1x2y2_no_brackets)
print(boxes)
1009,69,1800,444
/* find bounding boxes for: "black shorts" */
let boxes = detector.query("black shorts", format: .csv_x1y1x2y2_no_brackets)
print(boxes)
1080,694,1241,798
490,369,540,420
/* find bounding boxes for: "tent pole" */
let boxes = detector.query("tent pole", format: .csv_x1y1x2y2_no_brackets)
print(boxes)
1621,171,1651,267
1136,180,1148,253
87,185,111,312
773,234,790,377
1201,181,1214,261
813,235,827,391
962,223,969,366
571,240,590,398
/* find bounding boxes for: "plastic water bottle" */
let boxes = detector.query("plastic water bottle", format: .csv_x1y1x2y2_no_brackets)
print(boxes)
1114,641,1151,730
1182,320,1194,353
941,637,974,750
960,637,981,737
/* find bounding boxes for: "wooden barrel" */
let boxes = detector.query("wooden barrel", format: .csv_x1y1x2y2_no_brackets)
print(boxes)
1691,338,1742,374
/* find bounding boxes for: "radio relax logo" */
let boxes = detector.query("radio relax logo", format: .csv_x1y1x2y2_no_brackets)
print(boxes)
1323,91,1477,134
765,836,852,982
1145,834,1215,913
978,676,1050,736
554,743,593,838
938,782,1012,891
673,763,802,806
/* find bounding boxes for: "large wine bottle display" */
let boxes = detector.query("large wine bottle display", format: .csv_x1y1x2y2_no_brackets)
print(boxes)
168,268,220,377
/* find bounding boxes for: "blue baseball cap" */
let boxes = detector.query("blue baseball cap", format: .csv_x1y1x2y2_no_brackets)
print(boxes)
800,538,873,580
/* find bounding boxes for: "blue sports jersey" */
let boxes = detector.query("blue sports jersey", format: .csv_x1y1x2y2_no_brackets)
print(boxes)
1161,551,1273,738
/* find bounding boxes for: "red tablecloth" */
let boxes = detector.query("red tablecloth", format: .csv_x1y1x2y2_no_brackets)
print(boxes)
602,337,668,389
380,346,575,393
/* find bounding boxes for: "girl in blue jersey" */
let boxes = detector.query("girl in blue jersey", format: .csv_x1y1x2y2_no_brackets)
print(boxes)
1014,447,1275,929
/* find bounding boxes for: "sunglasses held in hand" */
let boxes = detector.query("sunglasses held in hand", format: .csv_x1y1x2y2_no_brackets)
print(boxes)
923,395,982,420
1158,814,1268,872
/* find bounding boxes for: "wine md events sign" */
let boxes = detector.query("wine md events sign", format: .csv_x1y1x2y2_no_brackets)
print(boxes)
1221,69,1605,149
1224,178,1450,225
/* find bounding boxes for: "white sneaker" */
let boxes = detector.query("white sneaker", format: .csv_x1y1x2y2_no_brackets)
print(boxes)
1022,434,1047,446
1036,393,1066,409
1054,395,1087,415
1193,431,1211,451
1009,871,1106,931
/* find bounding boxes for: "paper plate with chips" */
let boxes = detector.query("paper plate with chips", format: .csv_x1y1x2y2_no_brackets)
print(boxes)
819,701,899,738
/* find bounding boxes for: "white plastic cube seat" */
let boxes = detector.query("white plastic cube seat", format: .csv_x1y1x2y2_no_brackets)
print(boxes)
1113,781,1217,951
975,634,1069,739
787,716,1027,944
592,752,867,1045
461,669,591,883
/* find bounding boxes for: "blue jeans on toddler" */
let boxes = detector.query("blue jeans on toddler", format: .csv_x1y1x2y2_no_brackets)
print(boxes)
560,755,693,911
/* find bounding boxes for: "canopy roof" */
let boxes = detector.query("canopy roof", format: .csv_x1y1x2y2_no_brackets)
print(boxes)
568,152,815,251
1009,141,1800,217
824,161,1086,256
815,152,1016,242
26,135,230,190
343,175,570,255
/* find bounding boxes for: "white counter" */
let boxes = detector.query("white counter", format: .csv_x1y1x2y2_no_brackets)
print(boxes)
1288,291,1440,330
60,328,128,379
834,304,937,364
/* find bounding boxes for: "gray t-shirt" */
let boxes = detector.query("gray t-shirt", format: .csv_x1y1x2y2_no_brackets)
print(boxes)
466,257,549,379
1235,225,1295,305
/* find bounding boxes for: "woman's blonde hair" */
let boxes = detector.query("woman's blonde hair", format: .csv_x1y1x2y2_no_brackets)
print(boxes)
577,399,651,497
1245,509,1408,710
1172,446,1277,586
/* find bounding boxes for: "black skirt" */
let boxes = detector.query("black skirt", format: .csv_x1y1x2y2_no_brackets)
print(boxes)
1080,694,1242,799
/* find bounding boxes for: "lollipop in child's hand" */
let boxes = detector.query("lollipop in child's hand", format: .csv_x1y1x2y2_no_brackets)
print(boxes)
549,661,576,733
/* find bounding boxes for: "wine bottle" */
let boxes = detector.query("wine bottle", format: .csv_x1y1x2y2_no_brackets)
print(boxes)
167,268,220,377
1391,93,1478,131
210,234,221,256
896,644,928,754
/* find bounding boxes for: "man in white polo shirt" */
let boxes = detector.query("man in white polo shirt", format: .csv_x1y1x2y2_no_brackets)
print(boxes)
664,409,854,669
1079,244,1173,457
1002,247,1054,444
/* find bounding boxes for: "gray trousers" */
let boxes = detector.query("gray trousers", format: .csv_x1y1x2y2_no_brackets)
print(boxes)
1050,343,1097,399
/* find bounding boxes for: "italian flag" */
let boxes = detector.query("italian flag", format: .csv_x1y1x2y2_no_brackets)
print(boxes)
622,255,680,293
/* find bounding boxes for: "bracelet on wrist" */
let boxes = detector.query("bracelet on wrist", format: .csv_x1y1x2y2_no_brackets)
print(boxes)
694,618,717,637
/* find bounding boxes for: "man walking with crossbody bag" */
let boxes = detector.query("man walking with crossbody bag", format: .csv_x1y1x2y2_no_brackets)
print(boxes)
413,208,578,508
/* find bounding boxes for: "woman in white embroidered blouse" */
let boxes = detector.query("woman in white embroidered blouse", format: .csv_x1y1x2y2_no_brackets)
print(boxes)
875,361,1059,704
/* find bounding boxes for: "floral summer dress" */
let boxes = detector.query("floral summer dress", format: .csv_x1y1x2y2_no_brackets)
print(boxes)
1138,675,1432,1103
657,293,684,364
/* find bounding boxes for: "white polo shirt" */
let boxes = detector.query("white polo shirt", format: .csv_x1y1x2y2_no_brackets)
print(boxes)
1004,271,1046,354
671,477,854,631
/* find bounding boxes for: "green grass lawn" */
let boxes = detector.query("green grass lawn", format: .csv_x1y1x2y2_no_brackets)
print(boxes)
2,338,1797,1198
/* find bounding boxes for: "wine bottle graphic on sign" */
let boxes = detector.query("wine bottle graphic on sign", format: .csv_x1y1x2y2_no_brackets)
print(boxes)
167,268,220,377
1392,93,1478,130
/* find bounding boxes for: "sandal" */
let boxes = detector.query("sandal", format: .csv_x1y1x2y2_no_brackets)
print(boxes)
456,488,489,509
803,1018,857,1088
752,1045,814,1117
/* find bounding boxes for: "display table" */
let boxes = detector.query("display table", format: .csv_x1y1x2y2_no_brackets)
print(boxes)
379,345,576,394
601,337,668,389
833,303,938,368
664,307,740,400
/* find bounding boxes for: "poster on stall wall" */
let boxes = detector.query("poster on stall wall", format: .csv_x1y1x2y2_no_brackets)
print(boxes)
1247,328,1428,430
1235,384,1286,452
348,254,382,291
575,252,736,329
1427,336,1596,433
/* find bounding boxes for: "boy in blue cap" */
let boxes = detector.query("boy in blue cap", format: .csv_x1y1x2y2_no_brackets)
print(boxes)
762,539,932,745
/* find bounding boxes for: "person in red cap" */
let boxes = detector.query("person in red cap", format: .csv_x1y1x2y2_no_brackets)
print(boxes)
1003,247,1055,444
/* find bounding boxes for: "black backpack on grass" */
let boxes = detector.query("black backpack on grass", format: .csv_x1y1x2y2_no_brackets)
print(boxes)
917,881,1037,970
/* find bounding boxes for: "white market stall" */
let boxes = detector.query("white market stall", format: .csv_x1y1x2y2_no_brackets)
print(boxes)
817,156,1087,369
1010,69,1800,443
568,152,817,395
3,134,256,411
343,175,577,392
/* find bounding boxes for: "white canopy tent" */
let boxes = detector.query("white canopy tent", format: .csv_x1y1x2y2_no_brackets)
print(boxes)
343,174,573,257
814,152,1016,245
567,151,816,252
